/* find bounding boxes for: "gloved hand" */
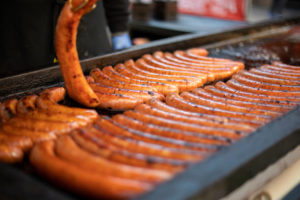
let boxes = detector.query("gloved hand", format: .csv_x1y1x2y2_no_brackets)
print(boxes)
111,32,132,50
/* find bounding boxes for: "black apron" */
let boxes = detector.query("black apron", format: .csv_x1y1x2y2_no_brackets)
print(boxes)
0,0,112,78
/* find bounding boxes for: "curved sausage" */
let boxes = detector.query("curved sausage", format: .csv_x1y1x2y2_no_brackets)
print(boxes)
0,145,23,164
82,124,206,161
102,65,179,95
93,91,143,111
227,79,300,97
98,116,220,151
181,91,280,117
6,116,79,134
16,95,38,114
75,127,190,170
55,0,100,107
0,133,32,152
123,110,244,140
90,68,158,92
0,99,18,122
152,52,234,82
89,82,164,101
214,81,300,104
55,135,172,183
144,53,214,82
186,48,209,57
249,68,300,81
134,103,254,133
261,65,300,75
1,124,57,142
146,98,263,127
166,93,270,122
135,59,206,79
198,87,291,113
30,140,152,200
114,63,202,92
272,61,300,71
238,71,300,87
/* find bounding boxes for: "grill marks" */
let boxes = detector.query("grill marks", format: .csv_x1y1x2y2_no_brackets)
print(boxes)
88,48,244,110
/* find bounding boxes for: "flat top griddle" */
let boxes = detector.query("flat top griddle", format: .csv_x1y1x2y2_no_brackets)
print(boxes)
0,17,299,200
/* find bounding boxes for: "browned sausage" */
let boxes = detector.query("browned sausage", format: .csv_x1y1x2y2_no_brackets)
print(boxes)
90,68,158,92
55,134,172,183
135,58,207,79
214,81,300,104
227,79,300,97
0,133,32,152
166,93,270,122
1,124,56,142
196,87,291,113
249,68,300,81
89,82,164,101
16,95,38,114
74,126,191,170
134,103,254,133
114,63,203,92
98,116,221,151
123,110,245,140
237,71,300,87
186,48,209,57
146,98,263,127
0,99,18,122
102,65,179,95
55,0,100,107
0,145,23,164
30,140,152,199
181,91,280,117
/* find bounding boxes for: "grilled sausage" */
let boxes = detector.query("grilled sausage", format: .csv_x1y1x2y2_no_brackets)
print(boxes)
30,140,152,199
114,63,202,92
249,68,300,81
181,91,280,117
102,65,178,95
1,124,57,142
146,98,263,127
227,79,300,97
195,87,291,113
135,59,206,79
16,95,38,114
98,116,220,152
0,145,23,164
166,93,270,122
90,68,158,92
55,0,100,107
55,134,172,183
186,48,209,57
123,110,244,140
236,71,300,89
0,133,32,152
134,103,254,132
89,82,164,101
0,99,18,122
214,81,300,104
204,85,297,108
75,126,190,170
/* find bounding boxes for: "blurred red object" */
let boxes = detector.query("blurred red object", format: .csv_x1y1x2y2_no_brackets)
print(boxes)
178,0,247,21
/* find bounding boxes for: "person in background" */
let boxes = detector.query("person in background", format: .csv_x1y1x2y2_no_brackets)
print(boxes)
0,0,132,78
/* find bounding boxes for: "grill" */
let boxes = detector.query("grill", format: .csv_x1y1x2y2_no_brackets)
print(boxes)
0,17,299,200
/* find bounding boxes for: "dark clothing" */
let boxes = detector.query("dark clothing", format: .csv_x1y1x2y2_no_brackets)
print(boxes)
0,0,129,78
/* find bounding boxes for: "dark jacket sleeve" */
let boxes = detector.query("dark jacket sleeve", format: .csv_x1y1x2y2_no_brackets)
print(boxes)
102,0,130,34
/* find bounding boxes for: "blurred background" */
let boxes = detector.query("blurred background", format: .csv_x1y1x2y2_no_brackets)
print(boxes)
130,0,300,45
